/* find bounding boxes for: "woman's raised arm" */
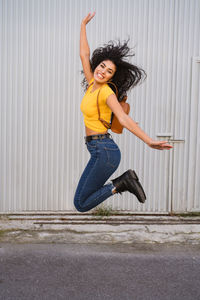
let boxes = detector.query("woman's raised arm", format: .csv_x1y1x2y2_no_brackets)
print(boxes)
80,12,95,83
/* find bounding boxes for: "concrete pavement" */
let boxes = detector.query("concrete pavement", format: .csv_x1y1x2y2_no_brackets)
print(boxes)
0,243,200,300
0,212,200,244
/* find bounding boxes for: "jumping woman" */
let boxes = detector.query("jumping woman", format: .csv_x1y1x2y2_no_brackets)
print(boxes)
74,12,173,212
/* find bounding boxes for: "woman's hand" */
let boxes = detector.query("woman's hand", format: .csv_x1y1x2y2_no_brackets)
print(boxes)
148,140,173,150
82,12,96,26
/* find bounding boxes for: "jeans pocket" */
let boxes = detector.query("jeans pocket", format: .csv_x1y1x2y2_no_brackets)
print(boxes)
104,146,121,169
86,140,97,150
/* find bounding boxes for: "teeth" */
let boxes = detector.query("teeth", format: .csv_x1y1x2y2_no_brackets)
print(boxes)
97,73,103,79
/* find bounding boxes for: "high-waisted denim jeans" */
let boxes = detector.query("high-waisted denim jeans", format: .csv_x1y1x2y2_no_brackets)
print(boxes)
74,135,121,212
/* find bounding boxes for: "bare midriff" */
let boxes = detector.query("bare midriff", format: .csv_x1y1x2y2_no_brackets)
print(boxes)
85,126,108,136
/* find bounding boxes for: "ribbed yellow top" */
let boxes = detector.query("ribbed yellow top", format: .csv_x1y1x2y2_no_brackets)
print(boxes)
80,79,114,132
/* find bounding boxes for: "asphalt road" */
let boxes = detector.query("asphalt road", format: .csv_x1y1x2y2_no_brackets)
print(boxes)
0,243,200,300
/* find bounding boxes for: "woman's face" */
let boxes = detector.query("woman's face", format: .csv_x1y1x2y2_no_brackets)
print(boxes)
93,60,116,84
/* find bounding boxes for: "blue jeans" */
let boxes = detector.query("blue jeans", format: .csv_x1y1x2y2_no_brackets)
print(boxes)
74,135,121,212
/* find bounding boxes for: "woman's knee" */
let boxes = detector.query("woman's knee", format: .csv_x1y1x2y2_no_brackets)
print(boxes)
74,196,88,212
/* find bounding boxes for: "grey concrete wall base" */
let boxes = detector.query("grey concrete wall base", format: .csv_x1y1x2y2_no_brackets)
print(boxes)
0,213,200,244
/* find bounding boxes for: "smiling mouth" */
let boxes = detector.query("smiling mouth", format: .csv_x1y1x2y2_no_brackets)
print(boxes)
97,72,104,79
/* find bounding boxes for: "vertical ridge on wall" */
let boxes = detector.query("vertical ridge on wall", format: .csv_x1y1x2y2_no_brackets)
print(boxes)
0,1,2,210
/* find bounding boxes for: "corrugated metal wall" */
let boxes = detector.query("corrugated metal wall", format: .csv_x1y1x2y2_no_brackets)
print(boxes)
182,57,200,212
0,0,199,213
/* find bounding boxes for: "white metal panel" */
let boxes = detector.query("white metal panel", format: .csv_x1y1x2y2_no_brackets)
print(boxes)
0,0,199,213
171,0,200,212
108,0,175,213
176,57,200,212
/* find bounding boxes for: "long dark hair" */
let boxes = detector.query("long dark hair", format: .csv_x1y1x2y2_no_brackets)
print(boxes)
81,39,146,101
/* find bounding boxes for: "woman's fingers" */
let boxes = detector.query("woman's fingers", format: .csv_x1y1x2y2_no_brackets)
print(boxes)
160,141,173,149
87,12,96,22
149,140,173,150
82,12,96,25
89,11,96,19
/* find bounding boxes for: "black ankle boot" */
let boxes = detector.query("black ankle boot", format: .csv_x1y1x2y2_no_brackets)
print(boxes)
112,169,146,203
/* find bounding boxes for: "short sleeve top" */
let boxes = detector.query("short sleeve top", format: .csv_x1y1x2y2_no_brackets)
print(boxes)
80,78,114,132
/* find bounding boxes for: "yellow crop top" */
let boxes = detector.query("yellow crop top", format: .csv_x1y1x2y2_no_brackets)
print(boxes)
80,78,114,132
